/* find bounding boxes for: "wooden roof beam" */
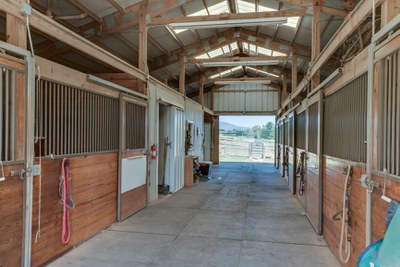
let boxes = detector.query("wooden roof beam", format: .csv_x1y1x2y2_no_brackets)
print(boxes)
66,0,101,23
107,0,126,14
101,0,195,34
149,9,309,26
188,56,291,64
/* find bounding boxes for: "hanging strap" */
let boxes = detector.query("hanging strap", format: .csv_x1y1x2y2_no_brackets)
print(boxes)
60,158,74,244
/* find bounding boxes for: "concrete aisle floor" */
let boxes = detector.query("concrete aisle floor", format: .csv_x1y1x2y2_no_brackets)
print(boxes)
49,163,340,267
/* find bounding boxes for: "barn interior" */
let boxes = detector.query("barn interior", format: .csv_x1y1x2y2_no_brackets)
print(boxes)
0,0,400,266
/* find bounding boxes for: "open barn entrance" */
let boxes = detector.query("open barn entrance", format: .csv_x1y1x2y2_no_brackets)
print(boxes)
219,115,275,163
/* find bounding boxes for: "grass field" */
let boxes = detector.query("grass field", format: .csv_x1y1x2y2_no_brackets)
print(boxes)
220,135,274,163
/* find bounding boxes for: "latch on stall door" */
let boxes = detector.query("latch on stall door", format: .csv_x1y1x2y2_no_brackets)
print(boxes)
10,169,26,180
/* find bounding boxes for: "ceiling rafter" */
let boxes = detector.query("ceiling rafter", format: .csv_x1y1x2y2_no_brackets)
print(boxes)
107,0,125,14
101,0,196,34
148,9,309,26
66,0,101,23
149,28,310,71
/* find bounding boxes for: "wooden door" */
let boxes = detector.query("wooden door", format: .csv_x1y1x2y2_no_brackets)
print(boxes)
119,96,148,220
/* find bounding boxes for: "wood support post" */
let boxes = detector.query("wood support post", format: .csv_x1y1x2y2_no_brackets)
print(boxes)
311,1,321,89
381,0,400,26
213,116,219,165
278,85,282,110
138,2,148,94
283,74,287,108
6,1,27,49
292,52,298,91
199,75,204,105
179,52,186,94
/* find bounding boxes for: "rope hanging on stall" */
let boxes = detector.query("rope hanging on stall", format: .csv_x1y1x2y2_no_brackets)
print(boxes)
59,158,75,244
333,165,352,263
296,151,306,196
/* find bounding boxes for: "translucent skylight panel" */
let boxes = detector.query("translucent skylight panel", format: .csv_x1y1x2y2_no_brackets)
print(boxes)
208,48,224,58
173,28,187,34
208,1,230,14
230,42,238,52
195,53,210,59
249,44,257,54
209,73,220,79
222,45,230,54
188,8,208,16
258,47,272,56
237,0,256,13
220,69,231,76
258,5,277,12
272,51,287,56
286,16,300,28
231,66,242,72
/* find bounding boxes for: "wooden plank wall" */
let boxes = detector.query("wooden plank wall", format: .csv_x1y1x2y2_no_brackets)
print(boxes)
30,153,118,266
121,185,147,219
322,157,400,266
0,164,24,267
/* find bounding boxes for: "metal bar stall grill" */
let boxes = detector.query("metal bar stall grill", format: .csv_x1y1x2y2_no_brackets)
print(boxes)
0,67,17,162
324,73,368,163
307,102,319,154
35,79,119,157
296,111,306,150
378,49,400,176
125,102,147,150
289,115,294,147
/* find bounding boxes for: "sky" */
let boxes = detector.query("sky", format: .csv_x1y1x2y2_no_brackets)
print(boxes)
220,116,275,128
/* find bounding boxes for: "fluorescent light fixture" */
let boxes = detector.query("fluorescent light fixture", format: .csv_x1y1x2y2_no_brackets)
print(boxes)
169,17,287,29
201,60,280,67
214,80,272,85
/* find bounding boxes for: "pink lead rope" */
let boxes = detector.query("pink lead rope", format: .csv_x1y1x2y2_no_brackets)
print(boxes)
60,158,74,244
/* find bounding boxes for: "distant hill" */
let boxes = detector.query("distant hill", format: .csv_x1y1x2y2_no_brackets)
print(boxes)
220,122,250,131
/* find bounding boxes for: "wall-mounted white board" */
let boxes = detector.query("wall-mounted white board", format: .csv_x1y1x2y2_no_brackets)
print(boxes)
121,156,147,193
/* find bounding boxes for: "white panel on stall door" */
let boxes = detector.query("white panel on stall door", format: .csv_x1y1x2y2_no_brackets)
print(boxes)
121,156,147,193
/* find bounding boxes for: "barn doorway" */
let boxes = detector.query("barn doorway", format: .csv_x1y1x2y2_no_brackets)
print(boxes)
219,115,275,163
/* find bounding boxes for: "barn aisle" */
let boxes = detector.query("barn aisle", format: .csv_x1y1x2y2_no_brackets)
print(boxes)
49,163,339,267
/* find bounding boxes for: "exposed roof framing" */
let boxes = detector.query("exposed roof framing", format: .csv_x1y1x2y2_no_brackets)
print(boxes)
66,0,101,23
149,28,310,71
148,9,309,26
101,0,195,34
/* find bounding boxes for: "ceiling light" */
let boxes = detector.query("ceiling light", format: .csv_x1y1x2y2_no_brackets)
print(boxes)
169,17,287,29
201,60,280,67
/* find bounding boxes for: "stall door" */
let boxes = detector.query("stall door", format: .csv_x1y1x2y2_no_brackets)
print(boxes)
167,107,185,192
204,123,212,161
305,93,323,234
287,112,296,194
120,97,148,220
0,46,34,267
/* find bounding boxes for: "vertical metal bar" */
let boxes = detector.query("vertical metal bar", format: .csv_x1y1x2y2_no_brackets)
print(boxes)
4,70,9,160
60,84,64,155
22,54,36,267
77,90,81,154
0,69,3,160
44,81,48,155
390,55,395,174
397,52,400,175
117,94,123,222
10,70,16,160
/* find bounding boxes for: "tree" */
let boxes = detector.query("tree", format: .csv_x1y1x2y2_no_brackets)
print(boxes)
265,122,275,140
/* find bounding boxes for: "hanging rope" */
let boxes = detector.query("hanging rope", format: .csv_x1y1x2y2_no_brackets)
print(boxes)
296,151,306,196
59,158,75,244
333,165,352,263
